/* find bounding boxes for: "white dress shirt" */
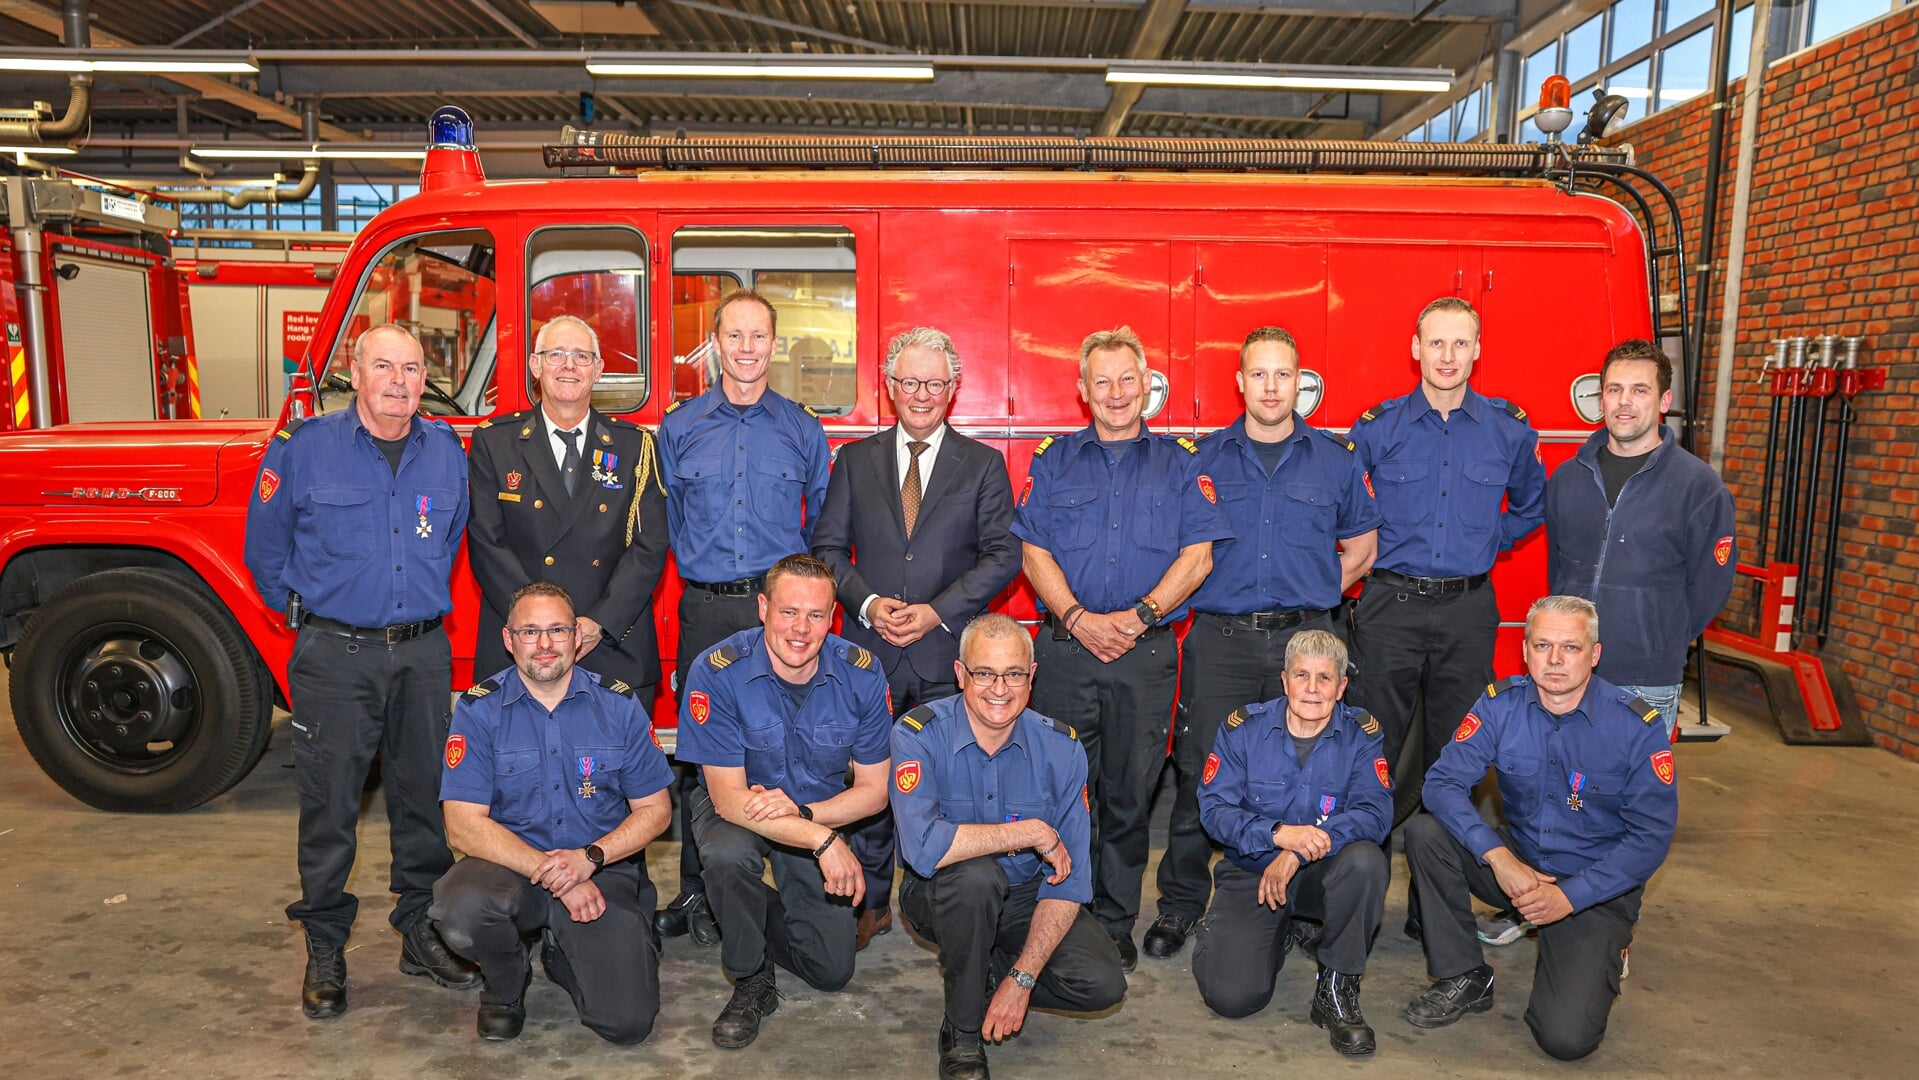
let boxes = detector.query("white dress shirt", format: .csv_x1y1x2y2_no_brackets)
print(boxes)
859,423,950,627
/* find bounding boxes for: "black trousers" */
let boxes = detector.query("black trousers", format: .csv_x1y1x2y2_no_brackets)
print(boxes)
690,786,858,989
1403,814,1638,1061
1349,577,1498,791
430,856,661,1044
673,587,763,895
1191,843,1388,1019
1029,629,1177,934
1156,611,1333,921
849,671,959,912
899,856,1127,1034
284,624,453,947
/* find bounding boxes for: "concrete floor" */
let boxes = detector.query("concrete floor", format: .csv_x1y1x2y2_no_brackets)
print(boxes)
2,667,1916,1079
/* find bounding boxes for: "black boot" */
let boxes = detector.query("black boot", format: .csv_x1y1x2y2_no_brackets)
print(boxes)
301,930,347,1020
938,1017,990,1080
1110,931,1138,973
712,964,780,1049
1403,963,1495,1028
1311,968,1376,1056
399,915,484,990
477,964,531,1041
1141,914,1198,959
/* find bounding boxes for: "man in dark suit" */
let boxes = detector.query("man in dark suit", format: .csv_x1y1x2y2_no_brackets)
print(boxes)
467,314,669,697
814,326,1022,949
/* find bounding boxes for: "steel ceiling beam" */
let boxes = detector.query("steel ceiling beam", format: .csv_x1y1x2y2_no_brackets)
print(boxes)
1095,0,1190,136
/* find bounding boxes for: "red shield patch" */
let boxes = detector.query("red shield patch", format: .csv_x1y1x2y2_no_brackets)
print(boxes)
885,686,893,715
1454,713,1482,742
257,468,280,503
1020,476,1033,506
1650,749,1675,785
1375,756,1392,788
1362,471,1375,499
1197,474,1218,504
1201,753,1220,785
894,759,922,794
689,690,710,725
1082,785,1090,812
650,727,664,751
506,470,522,491
1714,536,1733,566
444,734,466,770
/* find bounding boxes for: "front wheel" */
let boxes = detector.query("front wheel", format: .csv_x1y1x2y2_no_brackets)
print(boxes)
11,568,274,812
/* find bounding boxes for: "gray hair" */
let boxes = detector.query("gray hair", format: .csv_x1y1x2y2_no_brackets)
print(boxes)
1078,326,1148,383
884,326,962,382
959,613,1034,668
1284,628,1349,676
350,323,422,368
533,314,602,361
1526,595,1600,643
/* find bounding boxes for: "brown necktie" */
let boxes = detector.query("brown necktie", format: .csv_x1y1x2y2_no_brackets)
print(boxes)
901,440,929,539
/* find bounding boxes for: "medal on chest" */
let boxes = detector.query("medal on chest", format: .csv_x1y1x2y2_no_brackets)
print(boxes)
592,449,624,489
578,755,598,799
1566,770,1585,812
416,494,432,538
1316,794,1337,826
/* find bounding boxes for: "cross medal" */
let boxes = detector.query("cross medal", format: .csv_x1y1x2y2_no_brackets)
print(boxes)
1567,770,1585,812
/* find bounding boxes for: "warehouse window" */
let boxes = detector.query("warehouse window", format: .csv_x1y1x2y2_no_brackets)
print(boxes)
526,226,649,415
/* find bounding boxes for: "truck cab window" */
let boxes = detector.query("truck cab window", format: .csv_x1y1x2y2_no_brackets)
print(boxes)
320,228,498,418
669,226,857,415
527,226,649,415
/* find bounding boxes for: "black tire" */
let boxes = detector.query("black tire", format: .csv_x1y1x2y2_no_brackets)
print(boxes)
11,568,273,812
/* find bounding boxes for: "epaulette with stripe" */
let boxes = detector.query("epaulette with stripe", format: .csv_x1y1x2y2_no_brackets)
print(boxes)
1355,710,1381,737
802,403,822,418
1625,694,1661,724
1493,397,1528,422
664,399,684,414
1318,428,1356,452
1032,435,1056,457
605,678,637,698
899,704,938,732
1355,398,1397,424
1175,436,1199,454
1224,706,1249,730
1486,676,1524,698
706,644,742,671
1039,716,1079,741
274,415,306,441
843,643,875,670
462,677,501,700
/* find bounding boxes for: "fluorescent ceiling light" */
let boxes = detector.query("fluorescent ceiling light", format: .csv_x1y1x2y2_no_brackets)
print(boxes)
587,60,934,80
0,57,92,72
0,51,258,74
1105,69,1451,93
3,144,79,155
192,144,427,160
92,58,259,74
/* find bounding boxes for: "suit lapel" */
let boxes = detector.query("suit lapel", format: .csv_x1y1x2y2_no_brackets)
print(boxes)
912,425,964,529
520,410,568,518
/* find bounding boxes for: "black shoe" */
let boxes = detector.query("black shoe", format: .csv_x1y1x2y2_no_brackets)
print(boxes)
1311,968,1376,1056
1287,918,1323,963
538,930,563,988
1110,931,1138,974
712,965,780,1049
1403,963,1495,1029
1141,913,1198,959
477,965,531,1041
939,1017,991,1080
687,892,722,947
1403,913,1423,943
656,890,697,937
399,915,484,990
301,931,347,1020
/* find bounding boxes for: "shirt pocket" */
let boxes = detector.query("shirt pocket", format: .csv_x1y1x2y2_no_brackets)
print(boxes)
1461,459,1511,533
309,486,376,559
671,450,727,521
1248,777,1293,816
1281,481,1337,547
1045,485,1103,552
751,451,807,510
1495,752,1544,815
419,486,459,548
574,743,625,801
1002,798,1051,825
1130,487,1180,554
799,721,858,782
1371,459,1430,522
492,748,543,829
1580,768,1631,813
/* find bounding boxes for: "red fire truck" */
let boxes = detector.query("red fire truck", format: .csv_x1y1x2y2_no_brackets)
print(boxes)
0,110,1690,812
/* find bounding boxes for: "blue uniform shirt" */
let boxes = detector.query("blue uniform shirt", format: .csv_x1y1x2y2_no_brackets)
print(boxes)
658,385,831,583
1423,674,1679,913
1010,424,1231,620
244,408,469,627
675,628,893,808
1346,387,1545,579
1189,414,1383,614
888,694,1094,905
439,665,674,852
1199,698,1393,874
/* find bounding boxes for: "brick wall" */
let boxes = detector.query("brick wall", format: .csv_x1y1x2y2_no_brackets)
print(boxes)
1618,5,1919,756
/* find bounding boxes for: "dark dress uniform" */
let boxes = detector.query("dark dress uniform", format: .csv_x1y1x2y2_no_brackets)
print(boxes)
1346,387,1546,792
674,628,893,989
1192,699,1392,1017
891,695,1127,1035
243,407,469,950
467,406,669,692
1407,674,1678,1060
659,385,832,897
1010,425,1230,937
431,666,675,1044
1157,415,1382,925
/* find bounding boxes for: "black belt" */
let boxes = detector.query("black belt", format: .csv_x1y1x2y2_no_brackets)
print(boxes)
683,576,765,597
303,613,444,645
1370,568,1489,597
1198,608,1331,632
1043,613,1170,641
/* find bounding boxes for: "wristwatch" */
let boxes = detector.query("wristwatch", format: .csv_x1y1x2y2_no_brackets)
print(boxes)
1133,599,1159,627
584,843,605,870
1006,968,1037,991
797,803,815,821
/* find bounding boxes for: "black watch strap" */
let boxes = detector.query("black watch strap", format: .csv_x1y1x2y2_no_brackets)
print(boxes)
1134,599,1158,627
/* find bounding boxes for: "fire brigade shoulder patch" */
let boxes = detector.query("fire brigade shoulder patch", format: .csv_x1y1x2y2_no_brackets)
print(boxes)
1498,397,1528,422
1375,757,1392,788
1197,474,1218,503
257,469,280,503
845,644,875,670
894,760,922,793
1650,749,1676,785
1454,713,1482,742
688,690,711,725
605,679,636,698
706,644,741,671
900,705,936,732
1714,536,1733,566
444,734,466,770
1032,435,1055,457
1356,710,1381,738
1626,695,1661,724
1224,707,1248,731
1020,476,1033,505
1175,436,1199,454
462,678,500,701
651,727,664,751
1363,471,1375,498
1201,753,1221,785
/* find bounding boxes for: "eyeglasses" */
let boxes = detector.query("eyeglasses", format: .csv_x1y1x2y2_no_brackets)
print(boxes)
889,375,952,396
535,348,599,369
964,668,1031,688
509,625,577,642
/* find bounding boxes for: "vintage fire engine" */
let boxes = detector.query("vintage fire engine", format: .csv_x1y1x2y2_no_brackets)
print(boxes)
0,107,1688,812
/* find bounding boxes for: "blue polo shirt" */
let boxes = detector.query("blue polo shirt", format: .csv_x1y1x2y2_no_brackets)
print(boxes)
244,407,469,627
1189,414,1383,614
675,628,893,807
658,385,830,583
1346,387,1546,578
1010,424,1231,620
439,665,674,852
889,694,1094,905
